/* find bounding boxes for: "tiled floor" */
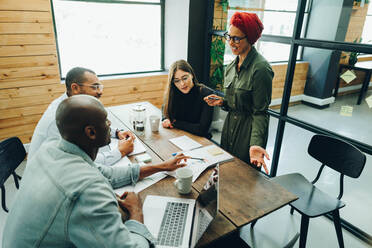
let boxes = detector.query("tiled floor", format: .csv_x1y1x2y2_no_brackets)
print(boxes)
1,90,371,247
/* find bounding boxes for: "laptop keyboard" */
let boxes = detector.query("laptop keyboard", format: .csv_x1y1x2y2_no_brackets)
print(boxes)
156,202,189,247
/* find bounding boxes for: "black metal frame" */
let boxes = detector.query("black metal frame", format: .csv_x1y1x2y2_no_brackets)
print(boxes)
206,0,372,245
50,0,165,79
270,0,372,245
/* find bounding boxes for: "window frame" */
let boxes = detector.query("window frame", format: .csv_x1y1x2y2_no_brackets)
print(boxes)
50,0,165,80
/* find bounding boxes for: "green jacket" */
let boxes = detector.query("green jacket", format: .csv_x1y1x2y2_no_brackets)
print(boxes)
221,47,273,164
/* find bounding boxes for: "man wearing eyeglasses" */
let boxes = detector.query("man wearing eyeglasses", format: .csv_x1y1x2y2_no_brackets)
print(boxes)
29,67,134,171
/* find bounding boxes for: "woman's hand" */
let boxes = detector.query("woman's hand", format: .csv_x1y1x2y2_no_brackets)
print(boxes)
204,94,223,106
162,118,174,128
249,146,270,174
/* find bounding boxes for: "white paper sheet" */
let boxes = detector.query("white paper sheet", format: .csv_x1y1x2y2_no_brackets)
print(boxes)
167,145,233,182
169,135,202,151
114,161,167,195
109,137,146,156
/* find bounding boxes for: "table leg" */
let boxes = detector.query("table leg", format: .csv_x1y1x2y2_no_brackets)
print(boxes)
357,71,372,105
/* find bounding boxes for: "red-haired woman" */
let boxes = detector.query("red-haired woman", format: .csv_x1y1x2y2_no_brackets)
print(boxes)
205,12,273,172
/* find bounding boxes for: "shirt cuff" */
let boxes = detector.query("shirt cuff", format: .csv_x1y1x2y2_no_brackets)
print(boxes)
125,220,156,245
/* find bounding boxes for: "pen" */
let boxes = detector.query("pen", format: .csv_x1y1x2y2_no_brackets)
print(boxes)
189,157,205,161
208,96,220,100
172,153,204,161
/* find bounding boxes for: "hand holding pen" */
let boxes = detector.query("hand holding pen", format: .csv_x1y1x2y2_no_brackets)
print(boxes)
204,94,223,106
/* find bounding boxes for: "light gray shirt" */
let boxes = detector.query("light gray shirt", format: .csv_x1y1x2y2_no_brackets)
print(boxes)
28,93,122,165
2,138,155,248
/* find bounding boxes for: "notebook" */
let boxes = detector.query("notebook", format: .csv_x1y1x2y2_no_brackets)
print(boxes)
143,164,219,248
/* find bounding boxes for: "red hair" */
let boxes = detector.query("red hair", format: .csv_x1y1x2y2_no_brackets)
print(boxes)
230,12,264,44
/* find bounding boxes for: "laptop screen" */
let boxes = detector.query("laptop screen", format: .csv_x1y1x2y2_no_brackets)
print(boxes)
190,164,219,247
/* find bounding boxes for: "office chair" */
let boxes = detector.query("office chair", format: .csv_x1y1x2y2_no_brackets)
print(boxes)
0,137,26,212
267,134,366,248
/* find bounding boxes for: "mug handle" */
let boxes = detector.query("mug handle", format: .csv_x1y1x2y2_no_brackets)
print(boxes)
174,179,180,190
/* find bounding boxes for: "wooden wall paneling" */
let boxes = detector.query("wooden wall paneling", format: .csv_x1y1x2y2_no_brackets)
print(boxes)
0,55,58,69
0,122,37,140
0,45,57,57
0,114,42,129
0,83,64,99
0,92,63,110
0,65,59,80
0,11,52,23
0,0,51,11
0,34,55,45
101,90,164,107
0,23,54,34
0,104,49,120
0,75,60,89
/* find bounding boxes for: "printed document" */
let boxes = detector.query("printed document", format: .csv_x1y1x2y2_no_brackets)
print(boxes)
169,135,202,151
167,145,233,182
109,136,146,156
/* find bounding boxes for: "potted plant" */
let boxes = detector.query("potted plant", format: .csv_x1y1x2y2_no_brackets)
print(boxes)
342,38,362,66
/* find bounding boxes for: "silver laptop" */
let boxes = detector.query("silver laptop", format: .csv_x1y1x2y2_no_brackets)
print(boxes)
143,164,219,248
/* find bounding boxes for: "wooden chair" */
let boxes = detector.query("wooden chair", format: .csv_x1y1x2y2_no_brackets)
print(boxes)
0,137,26,212
269,134,366,248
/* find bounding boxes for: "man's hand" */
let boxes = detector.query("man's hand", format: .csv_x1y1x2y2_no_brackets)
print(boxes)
117,130,135,140
203,94,223,106
250,146,270,174
117,192,144,223
116,194,129,222
159,153,189,171
118,136,134,156
162,118,174,129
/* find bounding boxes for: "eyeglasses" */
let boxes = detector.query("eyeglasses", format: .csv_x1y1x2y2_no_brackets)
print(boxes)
224,32,247,44
79,83,104,91
173,74,190,85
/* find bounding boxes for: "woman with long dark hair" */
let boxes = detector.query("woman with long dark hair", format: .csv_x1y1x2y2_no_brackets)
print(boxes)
162,60,214,138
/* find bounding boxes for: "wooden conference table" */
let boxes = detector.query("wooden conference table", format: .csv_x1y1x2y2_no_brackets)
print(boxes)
108,102,297,247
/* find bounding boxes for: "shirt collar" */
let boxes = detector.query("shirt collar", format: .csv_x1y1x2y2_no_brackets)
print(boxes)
234,46,258,70
57,138,95,166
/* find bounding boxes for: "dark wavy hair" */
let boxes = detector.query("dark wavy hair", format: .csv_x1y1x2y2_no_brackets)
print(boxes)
163,60,200,121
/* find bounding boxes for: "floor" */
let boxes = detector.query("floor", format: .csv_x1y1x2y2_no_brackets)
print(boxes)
211,90,372,248
1,91,371,247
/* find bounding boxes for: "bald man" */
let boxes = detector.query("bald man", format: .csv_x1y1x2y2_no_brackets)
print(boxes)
3,95,188,247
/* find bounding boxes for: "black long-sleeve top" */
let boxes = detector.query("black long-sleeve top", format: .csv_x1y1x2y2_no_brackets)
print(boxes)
168,84,214,138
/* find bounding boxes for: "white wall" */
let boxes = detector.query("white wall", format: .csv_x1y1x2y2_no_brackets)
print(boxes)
164,0,190,69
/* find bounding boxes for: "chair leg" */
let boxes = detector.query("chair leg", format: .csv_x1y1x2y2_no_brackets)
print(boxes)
250,219,257,228
1,186,9,212
332,210,345,248
299,215,310,248
12,172,21,189
290,206,295,215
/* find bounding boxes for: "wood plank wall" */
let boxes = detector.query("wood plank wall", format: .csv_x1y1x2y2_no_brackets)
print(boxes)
0,0,306,144
0,0,62,144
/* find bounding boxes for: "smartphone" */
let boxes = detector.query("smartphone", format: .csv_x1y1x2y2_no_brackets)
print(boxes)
208,96,220,100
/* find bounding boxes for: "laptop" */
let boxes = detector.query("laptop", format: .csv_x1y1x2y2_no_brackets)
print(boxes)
143,164,219,248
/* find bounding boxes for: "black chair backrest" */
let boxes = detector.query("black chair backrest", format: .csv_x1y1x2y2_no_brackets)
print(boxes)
0,137,26,186
308,134,366,178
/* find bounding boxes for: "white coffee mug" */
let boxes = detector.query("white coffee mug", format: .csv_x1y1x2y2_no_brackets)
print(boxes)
149,115,160,132
174,167,193,194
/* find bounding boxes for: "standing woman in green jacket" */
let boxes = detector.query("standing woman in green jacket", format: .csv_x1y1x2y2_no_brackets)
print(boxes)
205,12,273,173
